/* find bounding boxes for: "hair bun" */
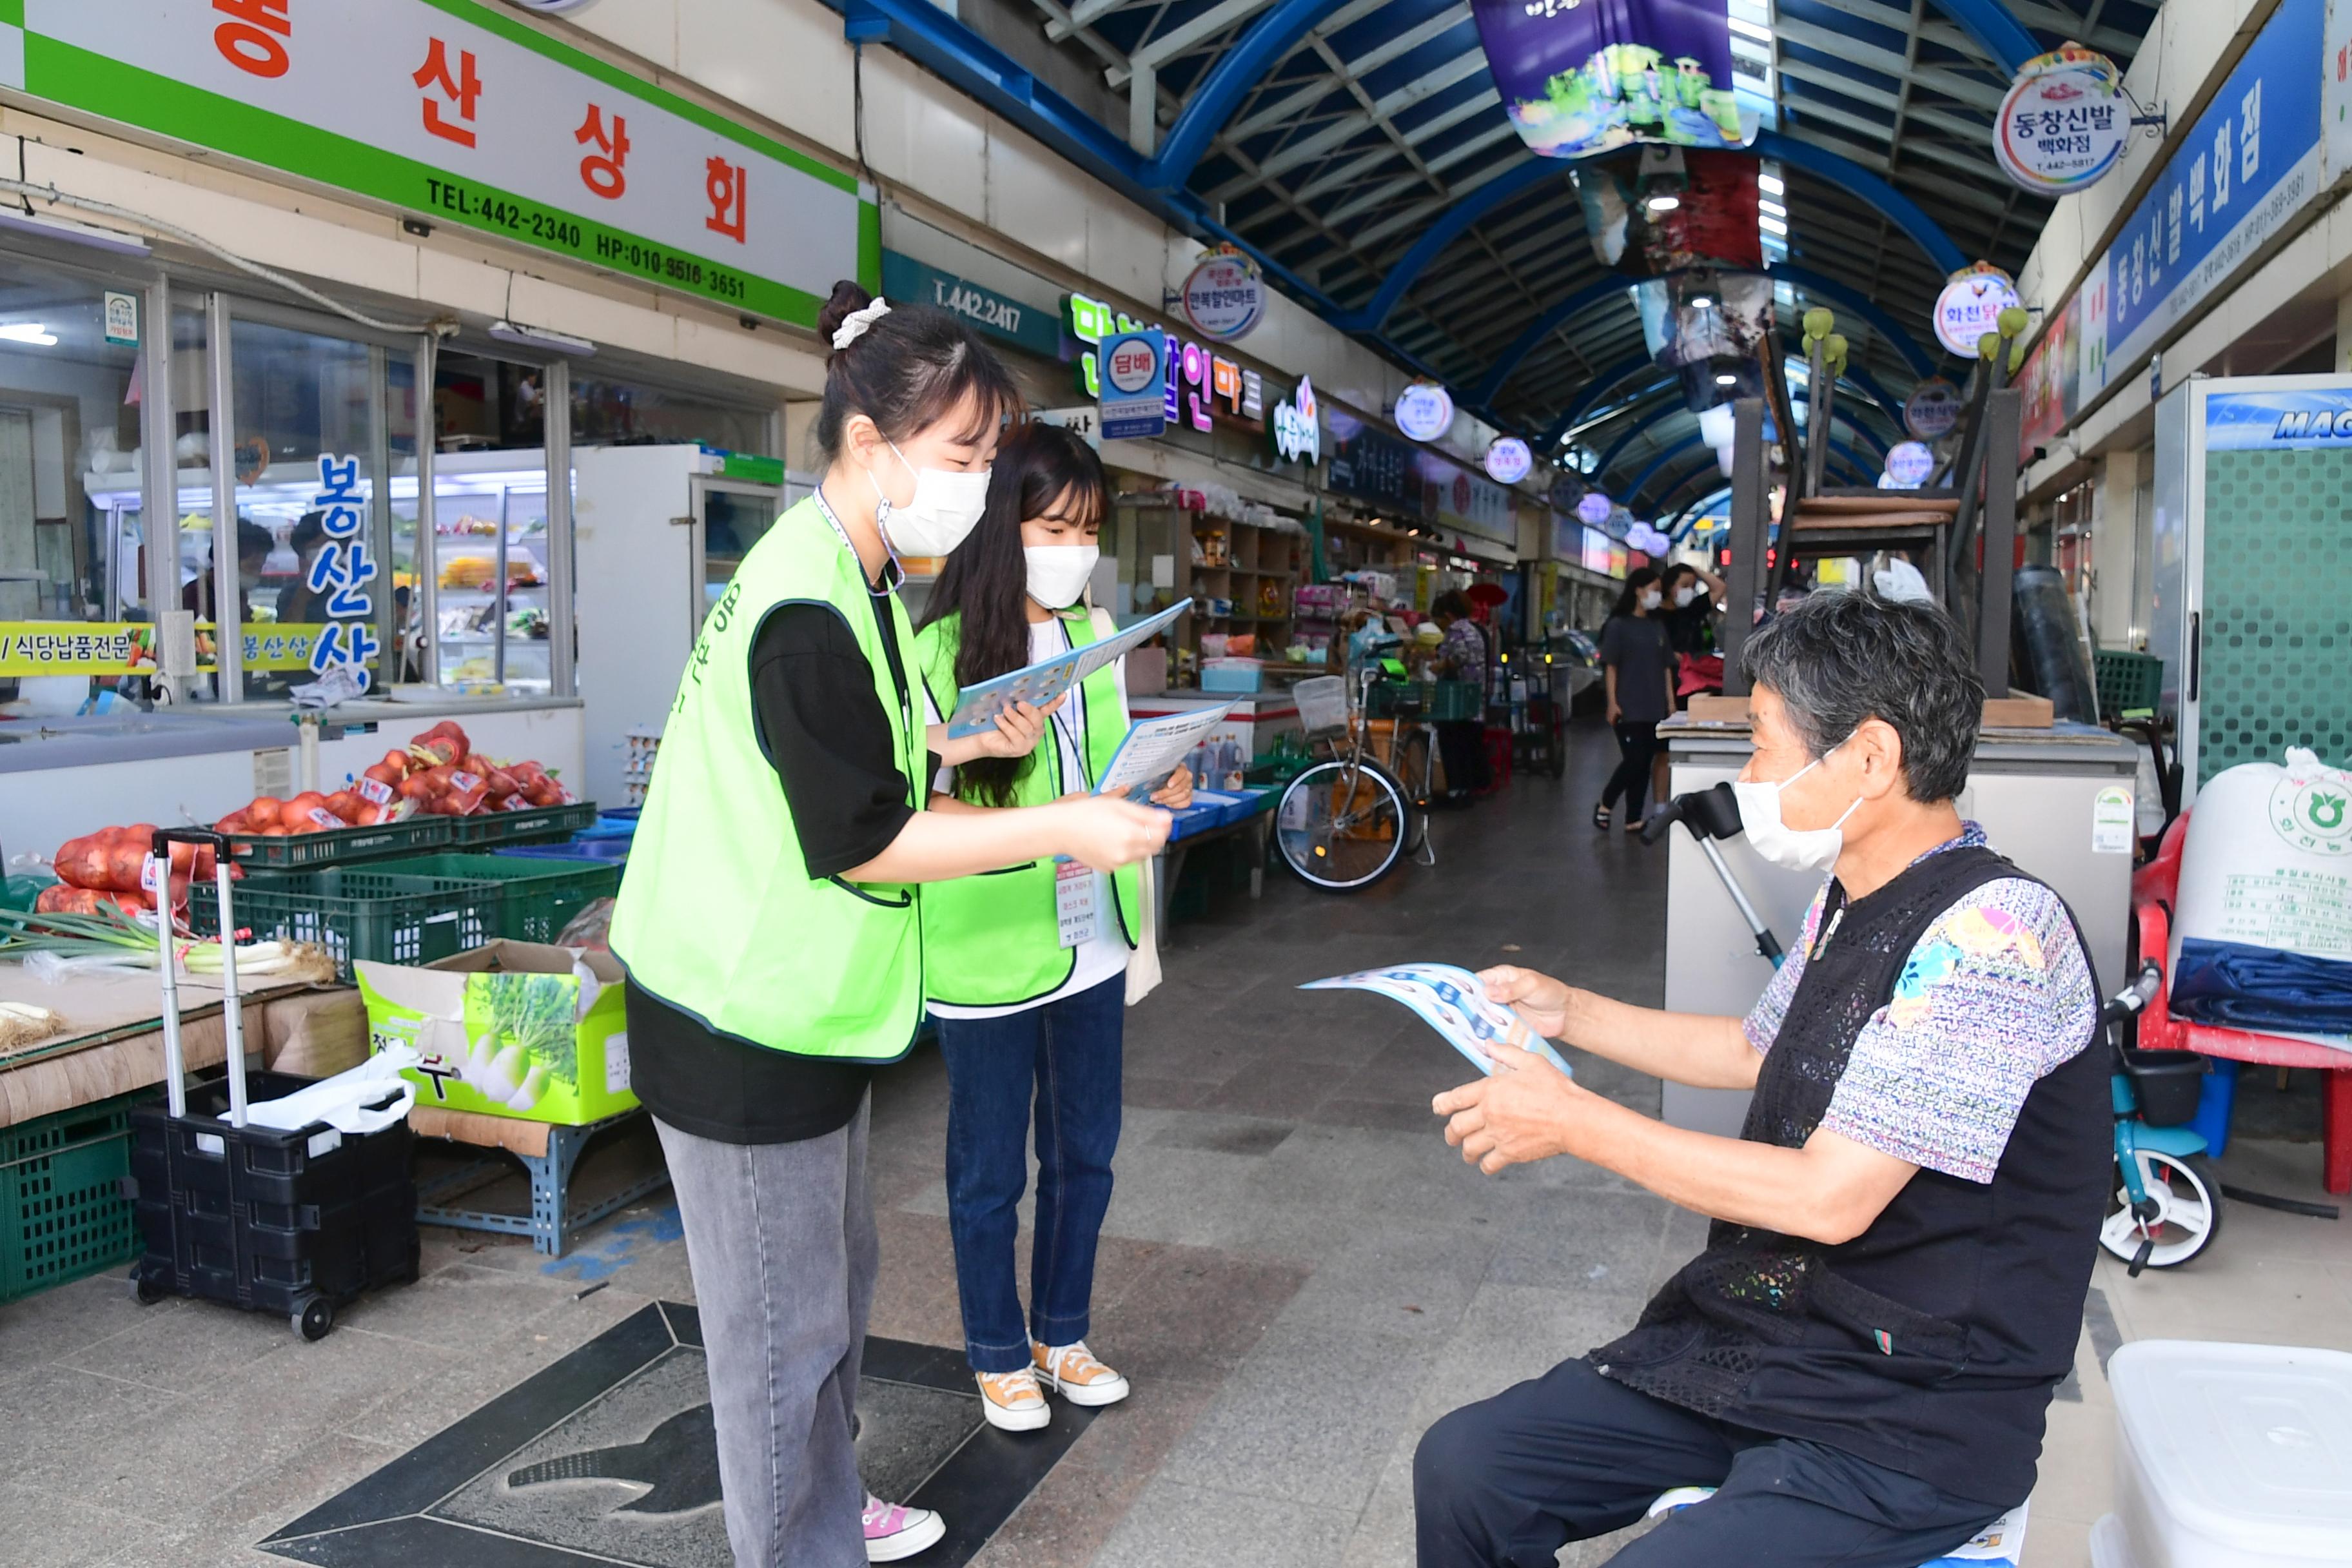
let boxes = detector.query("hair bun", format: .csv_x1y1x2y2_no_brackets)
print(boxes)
818,280,874,359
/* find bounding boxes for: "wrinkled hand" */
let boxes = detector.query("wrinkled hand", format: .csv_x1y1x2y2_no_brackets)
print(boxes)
969,697,1064,761
1149,765,1193,811
1431,1041,1589,1174
1477,965,1575,1043
1057,795,1171,872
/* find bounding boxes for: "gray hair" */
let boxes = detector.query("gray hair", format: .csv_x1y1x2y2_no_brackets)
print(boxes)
1741,591,1982,802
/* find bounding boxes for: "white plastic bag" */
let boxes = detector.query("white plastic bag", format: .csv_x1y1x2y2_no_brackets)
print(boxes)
237,1043,420,1134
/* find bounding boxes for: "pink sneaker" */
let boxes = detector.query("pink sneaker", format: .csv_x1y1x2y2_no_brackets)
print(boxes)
863,1493,945,1562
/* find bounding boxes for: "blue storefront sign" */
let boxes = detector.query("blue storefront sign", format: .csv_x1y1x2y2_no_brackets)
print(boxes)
1097,329,1170,440
2092,0,2324,387
2202,384,2352,448
878,251,1063,360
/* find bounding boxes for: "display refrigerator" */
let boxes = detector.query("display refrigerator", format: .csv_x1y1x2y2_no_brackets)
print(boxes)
2150,373,2352,799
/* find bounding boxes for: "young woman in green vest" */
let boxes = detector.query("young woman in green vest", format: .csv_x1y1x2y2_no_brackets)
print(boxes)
914,422,1191,1431
611,284,1170,1568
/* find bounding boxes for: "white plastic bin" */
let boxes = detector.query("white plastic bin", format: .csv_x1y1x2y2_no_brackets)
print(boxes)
2091,1340,2352,1568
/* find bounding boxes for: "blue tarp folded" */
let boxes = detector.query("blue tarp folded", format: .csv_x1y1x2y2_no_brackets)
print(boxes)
2171,938,2352,1034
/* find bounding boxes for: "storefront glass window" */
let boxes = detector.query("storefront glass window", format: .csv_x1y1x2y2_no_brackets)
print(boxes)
434,350,544,451
573,374,767,453
0,259,142,623
427,348,553,694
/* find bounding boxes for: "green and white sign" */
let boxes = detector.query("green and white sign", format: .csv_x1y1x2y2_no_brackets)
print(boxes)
4,0,877,329
880,251,1062,360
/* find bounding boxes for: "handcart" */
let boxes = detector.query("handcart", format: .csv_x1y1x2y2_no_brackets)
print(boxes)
126,828,419,1340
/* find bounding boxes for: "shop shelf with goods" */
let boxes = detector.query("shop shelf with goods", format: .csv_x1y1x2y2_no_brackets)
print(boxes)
432,473,552,695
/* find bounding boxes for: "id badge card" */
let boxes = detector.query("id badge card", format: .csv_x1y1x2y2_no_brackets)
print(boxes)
1054,857,1099,948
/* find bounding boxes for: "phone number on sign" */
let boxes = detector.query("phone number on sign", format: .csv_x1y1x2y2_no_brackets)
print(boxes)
422,179,750,303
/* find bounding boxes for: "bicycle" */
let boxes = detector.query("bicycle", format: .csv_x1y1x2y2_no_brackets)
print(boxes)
1273,667,1439,891
2100,960,2222,1274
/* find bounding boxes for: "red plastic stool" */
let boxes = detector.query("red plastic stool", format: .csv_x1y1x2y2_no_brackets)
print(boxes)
1482,726,1513,792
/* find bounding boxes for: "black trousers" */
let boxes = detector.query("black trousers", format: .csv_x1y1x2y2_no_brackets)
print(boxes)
1600,720,1663,817
1436,718,1489,795
1413,1359,2008,1568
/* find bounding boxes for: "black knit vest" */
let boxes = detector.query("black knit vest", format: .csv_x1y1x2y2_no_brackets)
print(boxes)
1590,843,2108,1507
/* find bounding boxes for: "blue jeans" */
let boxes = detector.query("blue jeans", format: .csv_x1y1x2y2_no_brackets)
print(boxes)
934,974,1124,1375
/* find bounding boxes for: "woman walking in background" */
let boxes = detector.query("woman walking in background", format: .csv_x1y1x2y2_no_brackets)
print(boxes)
1594,566,1675,834
914,422,1190,1434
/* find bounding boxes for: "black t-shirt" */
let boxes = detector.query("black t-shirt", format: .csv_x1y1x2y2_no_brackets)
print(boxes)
1662,598,1714,656
1598,613,1674,724
629,582,926,1145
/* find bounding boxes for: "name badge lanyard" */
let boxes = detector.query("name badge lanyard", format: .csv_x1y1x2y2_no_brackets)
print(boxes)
1048,616,1100,948
812,485,916,807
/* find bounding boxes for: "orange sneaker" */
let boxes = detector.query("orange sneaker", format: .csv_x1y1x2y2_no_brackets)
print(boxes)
975,1366,1050,1431
1032,1339,1131,1407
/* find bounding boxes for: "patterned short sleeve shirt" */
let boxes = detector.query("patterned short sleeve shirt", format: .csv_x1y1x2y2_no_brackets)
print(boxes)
1741,823,2099,1184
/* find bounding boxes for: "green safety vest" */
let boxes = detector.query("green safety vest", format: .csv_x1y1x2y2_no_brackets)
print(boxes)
916,608,1142,1008
611,494,925,1062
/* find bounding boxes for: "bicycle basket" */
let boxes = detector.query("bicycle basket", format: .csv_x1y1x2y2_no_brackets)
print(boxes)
2122,1048,2206,1127
1295,676,1348,736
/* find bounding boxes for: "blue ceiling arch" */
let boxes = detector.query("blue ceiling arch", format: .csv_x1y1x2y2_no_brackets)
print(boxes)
1333,159,1572,332
1532,353,1654,446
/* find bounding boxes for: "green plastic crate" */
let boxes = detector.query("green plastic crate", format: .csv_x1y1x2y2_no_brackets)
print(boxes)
444,801,598,848
225,813,452,869
1367,680,1483,721
2093,649,2164,720
191,868,504,981
2,1092,150,1304
375,852,622,946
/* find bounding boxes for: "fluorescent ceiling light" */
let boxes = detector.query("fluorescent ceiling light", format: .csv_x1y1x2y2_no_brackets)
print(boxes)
1759,214,1789,236
0,322,57,346
1758,173,1785,195
1714,372,1739,386
1759,199,1787,217
0,207,152,258
487,319,596,357
1645,195,1681,213
1688,295,1715,309
1728,17,1774,42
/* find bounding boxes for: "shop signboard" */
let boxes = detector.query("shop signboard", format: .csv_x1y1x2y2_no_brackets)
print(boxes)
1034,405,1102,447
879,252,1061,359
1469,0,1749,159
1485,436,1533,484
1932,263,2021,357
1422,452,1516,544
1097,330,1169,442
2201,384,2352,449
1269,376,1319,464
1576,491,1614,525
1580,526,1612,574
1064,292,1266,434
304,454,380,685
6,0,876,330
0,620,326,676
1994,45,2129,195
1326,408,1427,520
1395,382,1455,442
1178,247,1266,341
1904,378,1961,440
102,290,137,347
2017,286,2083,462
1882,440,1936,489
2087,0,2324,397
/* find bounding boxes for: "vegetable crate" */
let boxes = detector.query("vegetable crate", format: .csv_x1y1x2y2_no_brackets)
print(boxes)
190,868,505,982
1,1091,151,1305
2093,649,2164,719
358,942,633,1126
224,814,453,870
1366,681,1482,721
444,801,598,848
129,1070,419,1340
376,853,621,945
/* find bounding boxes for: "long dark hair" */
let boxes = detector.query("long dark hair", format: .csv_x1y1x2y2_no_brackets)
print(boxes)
919,422,1108,805
812,280,1020,460
1609,565,1662,620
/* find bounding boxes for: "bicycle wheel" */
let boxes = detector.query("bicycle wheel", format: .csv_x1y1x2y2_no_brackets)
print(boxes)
1275,759,1410,890
2099,1149,2222,1268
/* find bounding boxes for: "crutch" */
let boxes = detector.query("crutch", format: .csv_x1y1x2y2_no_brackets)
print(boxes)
1640,783,1783,968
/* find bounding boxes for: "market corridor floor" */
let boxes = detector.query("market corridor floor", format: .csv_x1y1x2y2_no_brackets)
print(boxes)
3,721,2348,1568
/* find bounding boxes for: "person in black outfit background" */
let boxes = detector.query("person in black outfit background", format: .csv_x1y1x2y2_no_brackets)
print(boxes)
1594,567,1674,833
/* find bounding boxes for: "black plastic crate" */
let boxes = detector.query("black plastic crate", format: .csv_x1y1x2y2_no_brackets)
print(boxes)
2122,1048,2206,1127
128,1070,418,1339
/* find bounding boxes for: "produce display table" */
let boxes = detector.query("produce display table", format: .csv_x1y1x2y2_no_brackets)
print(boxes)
409,1104,669,1258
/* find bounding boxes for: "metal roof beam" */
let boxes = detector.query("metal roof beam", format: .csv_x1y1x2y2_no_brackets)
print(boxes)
1207,48,1491,199
1110,0,1278,87
1215,0,1438,142
1769,14,2008,111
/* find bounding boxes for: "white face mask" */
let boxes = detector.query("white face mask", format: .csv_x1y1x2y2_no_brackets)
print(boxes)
1024,543,1098,610
1638,589,1662,611
239,569,264,592
868,438,990,558
1732,745,1863,873
1675,583,1701,607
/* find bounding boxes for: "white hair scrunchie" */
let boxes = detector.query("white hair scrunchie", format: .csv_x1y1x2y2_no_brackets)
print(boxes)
831,298,891,351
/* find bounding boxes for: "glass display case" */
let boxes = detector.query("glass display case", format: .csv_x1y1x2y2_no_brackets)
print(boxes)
430,454,551,693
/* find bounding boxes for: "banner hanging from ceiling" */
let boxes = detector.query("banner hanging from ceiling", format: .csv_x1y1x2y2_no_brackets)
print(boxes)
1471,0,1752,159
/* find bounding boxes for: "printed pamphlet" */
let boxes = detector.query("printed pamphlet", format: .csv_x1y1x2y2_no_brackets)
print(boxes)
1094,702,1235,800
1301,963,1574,1079
944,601,1188,738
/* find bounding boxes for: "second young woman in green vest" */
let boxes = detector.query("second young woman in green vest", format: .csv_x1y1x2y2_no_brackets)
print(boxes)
914,422,1191,1430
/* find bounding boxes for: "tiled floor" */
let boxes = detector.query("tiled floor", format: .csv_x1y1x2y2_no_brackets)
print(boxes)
3,723,2347,1567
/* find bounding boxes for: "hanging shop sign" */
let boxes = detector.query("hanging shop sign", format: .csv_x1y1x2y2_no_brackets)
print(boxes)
1097,330,1170,442
1903,377,1962,440
1394,382,1456,442
1064,293,1268,434
1882,440,1936,489
1270,376,1320,464
1994,45,2129,195
1932,264,2022,357
1327,409,1426,518
1178,246,1266,341
304,455,381,685
14,1,874,329
1484,436,1533,485
2081,0,2325,404
879,253,1061,360
1575,491,1614,526
1469,0,1750,160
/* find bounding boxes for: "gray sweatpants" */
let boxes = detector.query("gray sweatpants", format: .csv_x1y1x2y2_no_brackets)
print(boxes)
655,1098,876,1568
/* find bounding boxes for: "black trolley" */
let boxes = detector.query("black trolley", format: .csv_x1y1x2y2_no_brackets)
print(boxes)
126,828,418,1340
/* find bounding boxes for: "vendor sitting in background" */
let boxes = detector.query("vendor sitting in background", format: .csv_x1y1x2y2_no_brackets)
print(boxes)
1429,590,1490,803
1415,591,2106,1568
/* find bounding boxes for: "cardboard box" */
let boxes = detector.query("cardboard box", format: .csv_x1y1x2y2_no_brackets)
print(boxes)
355,941,632,1125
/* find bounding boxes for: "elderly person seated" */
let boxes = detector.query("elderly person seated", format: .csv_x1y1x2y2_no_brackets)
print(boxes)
1415,592,2104,1568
